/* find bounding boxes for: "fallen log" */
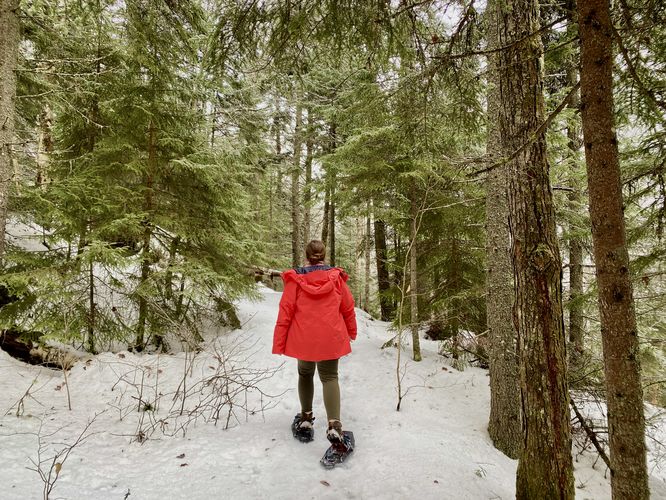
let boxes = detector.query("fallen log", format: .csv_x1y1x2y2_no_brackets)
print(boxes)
0,329,78,370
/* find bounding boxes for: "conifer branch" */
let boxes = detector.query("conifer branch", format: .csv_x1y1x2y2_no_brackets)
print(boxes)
610,23,666,112
468,81,581,178
389,0,438,19
433,15,568,60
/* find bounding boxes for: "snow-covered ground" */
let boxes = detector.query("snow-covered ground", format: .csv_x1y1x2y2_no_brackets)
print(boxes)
1,286,665,499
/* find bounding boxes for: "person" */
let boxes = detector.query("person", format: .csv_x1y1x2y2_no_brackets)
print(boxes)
272,240,357,448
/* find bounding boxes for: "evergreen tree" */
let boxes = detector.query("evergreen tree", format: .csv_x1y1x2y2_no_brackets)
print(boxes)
578,0,650,496
485,0,521,460
494,0,574,496
2,1,260,351
0,0,20,262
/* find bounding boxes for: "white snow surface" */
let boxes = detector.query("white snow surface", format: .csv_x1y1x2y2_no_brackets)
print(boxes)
1,286,665,500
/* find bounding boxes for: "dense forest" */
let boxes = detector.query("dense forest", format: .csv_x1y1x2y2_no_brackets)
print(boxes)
1,0,665,498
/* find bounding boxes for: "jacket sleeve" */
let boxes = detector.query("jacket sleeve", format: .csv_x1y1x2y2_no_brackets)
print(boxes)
273,279,297,354
340,280,357,340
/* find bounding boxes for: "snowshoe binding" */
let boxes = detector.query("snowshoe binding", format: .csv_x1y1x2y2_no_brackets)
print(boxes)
291,412,315,443
321,420,354,468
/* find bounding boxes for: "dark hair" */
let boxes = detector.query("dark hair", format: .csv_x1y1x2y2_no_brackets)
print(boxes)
305,240,326,265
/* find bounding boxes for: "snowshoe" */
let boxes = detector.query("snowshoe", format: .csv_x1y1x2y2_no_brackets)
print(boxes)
320,431,354,468
291,413,315,443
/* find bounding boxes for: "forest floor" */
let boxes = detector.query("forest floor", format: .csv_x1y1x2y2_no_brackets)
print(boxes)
1,286,665,500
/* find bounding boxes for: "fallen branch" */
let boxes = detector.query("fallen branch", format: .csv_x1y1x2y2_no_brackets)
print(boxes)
570,398,611,469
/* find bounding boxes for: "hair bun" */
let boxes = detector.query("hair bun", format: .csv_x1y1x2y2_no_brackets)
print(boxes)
305,240,326,265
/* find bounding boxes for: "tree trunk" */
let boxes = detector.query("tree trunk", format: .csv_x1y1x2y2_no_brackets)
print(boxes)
136,119,156,351
136,225,152,351
274,111,284,206
352,218,361,302
328,123,337,266
448,230,461,338
165,236,180,301
291,102,303,267
374,217,392,320
329,186,336,266
86,261,96,353
364,206,371,312
567,204,584,361
565,63,585,367
269,112,282,230
303,109,314,243
409,189,422,362
577,1,650,497
0,0,20,262
393,231,403,314
485,0,521,460
497,0,575,497
36,105,53,188
322,185,330,245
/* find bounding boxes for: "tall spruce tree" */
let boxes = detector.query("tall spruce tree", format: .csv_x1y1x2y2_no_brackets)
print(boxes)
485,0,521,460
0,0,20,262
495,0,574,496
1,0,259,351
577,0,650,496
291,99,303,267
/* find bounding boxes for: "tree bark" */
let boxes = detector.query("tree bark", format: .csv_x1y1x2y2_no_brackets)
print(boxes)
0,0,20,262
328,123,337,266
164,236,180,301
496,0,575,497
269,112,282,230
36,105,54,188
303,109,314,243
448,231,461,338
136,119,156,351
485,0,521,460
274,110,284,208
321,185,330,244
567,208,584,360
409,188,422,362
291,102,303,267
577,1,650,497
364,206,371,312
374,217,392,320
565,63,585,366
393,231,403,314
329,185,336,266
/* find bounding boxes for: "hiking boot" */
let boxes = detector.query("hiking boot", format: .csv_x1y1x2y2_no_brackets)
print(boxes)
291,412,315,442
326,419,344,444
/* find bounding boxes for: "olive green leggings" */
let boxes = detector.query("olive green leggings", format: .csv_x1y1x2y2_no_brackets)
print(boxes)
297,359,340,421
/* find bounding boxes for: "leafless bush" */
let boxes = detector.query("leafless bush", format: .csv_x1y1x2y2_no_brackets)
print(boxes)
438,331,489,371
5,379,48,417
106,335,284,443
645,407,666,475
27,413,101,500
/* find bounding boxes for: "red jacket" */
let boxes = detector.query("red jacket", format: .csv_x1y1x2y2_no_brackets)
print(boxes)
272,267,357,361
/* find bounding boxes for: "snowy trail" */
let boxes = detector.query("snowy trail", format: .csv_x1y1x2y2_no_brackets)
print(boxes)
1,286,665,499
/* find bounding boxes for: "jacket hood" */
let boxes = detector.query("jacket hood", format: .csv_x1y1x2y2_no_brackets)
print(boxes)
281,267,349,295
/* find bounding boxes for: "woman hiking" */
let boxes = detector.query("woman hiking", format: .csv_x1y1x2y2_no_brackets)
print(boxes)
272,240,357,453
